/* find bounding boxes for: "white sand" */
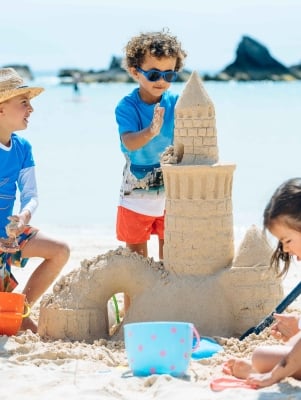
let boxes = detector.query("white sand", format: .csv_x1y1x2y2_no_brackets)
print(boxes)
2,234,301,400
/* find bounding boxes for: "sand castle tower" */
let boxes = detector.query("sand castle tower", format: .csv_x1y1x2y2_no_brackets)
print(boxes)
163,71,235,275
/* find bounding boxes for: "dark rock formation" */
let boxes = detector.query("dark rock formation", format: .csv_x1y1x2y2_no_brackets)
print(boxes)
289,63,301,79
57,36,300,83
58,56,191,84
207,36,297,81
57,68,82,83
2,64,34,80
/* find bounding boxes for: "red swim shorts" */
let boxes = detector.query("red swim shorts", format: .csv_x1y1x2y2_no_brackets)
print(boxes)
116,206,164,244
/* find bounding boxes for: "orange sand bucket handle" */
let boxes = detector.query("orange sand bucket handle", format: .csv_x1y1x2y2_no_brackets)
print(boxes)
22,302,31,318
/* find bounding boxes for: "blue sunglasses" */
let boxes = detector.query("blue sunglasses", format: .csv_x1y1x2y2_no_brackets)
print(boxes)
136,67,178,83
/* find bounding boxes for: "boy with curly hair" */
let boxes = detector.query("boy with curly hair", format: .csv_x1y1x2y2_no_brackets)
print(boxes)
115,29,187,273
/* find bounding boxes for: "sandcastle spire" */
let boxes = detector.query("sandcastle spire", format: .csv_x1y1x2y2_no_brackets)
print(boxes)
176,70,214,110
233,225,273,268
174,70,218,165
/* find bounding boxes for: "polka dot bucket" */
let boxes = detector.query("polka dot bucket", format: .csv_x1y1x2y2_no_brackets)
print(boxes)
124,321,200,377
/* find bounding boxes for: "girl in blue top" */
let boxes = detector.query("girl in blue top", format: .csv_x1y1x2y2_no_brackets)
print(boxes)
115,29,187,268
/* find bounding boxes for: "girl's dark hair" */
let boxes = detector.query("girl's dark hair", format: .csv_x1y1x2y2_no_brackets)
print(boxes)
264,177,301,277
122,29,187,72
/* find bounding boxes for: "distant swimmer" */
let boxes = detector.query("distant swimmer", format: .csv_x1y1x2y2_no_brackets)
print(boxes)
72,72,81,95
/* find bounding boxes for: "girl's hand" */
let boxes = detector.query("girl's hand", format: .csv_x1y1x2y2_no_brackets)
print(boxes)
246,371,275,388
270,313,300,342
150,103,165,137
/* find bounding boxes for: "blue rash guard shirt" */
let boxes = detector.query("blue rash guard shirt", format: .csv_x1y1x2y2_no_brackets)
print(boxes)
0,134,37,237
115,88,178,216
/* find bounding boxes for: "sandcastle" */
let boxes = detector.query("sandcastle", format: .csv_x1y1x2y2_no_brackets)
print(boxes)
38,72,283,343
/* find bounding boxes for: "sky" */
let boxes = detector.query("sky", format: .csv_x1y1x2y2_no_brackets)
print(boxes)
1,0,300,74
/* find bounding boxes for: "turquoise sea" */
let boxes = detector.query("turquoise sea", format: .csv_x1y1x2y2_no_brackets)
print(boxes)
16,76,301,263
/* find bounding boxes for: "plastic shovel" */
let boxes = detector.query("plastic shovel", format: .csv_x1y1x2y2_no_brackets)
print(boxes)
210,376,257,391
239,281,301,340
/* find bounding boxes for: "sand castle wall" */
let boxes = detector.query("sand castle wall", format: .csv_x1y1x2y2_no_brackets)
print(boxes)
38,236,283,343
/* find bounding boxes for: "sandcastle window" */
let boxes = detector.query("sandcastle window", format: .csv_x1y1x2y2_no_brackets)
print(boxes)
107,292,125,336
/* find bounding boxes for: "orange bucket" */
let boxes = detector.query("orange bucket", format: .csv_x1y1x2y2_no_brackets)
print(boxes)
0,292,31,336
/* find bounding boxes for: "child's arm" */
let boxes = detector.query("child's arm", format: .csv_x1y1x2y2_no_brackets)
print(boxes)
122,104,165,151
18,166,38,217
247,331,301,388
6,166,39,238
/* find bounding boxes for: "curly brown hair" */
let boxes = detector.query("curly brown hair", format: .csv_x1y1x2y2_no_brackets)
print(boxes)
122,29,187,72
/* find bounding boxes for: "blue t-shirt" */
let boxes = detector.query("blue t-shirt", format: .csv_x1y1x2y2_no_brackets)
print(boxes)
0,134,35,236
116,88,178,168
115,89,178,216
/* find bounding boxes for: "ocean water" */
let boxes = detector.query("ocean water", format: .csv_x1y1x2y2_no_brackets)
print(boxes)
16,77,301,261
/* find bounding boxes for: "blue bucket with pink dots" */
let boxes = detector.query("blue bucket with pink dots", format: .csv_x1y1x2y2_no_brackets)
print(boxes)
124,321,200,377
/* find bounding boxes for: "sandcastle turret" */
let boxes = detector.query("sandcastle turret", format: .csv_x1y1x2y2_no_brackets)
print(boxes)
173,70,218,165
162,71,236,275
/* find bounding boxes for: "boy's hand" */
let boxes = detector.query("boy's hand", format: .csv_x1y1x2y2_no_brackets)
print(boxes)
0,238,19,253
160,144,184,165
5,215,25,238
0,215,27,253
150,103,165,137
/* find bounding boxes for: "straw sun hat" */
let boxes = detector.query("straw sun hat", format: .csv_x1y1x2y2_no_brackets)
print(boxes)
0,68,44,103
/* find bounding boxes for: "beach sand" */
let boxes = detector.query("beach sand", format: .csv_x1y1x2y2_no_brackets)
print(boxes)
2,233,301,400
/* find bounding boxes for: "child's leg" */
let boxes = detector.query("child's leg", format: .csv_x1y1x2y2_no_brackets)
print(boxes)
224,345,293,379
126,242,148,257
19,231,69,332
223,358,254,379
252,344,301,378
253,344,301,379
20,231,70,306
158,238,164,261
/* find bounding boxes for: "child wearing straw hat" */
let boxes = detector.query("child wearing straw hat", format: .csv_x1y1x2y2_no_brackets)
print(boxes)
0,68,70,333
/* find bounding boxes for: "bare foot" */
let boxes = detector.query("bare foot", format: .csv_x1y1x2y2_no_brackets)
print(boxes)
223,358,254,379
20,317,38,333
